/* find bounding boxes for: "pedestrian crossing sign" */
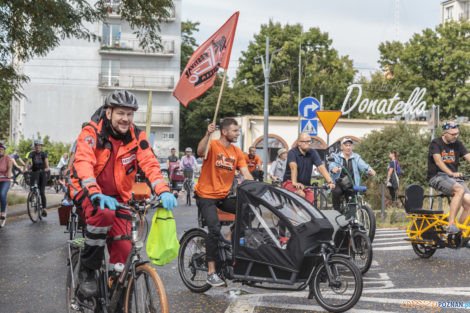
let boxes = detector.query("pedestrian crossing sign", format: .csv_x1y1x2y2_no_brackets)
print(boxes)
301,119,318,136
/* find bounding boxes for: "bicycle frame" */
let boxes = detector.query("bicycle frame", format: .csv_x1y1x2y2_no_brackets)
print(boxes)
67,202,154,313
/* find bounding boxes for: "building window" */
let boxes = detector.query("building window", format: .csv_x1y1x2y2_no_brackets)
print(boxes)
162,132,175,141
463,2,470,20
101,60,120,86
254,135,287,163
446,6,454,20
102,23,121,47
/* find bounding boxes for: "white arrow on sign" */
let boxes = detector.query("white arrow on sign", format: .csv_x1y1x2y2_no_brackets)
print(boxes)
303,100,319,118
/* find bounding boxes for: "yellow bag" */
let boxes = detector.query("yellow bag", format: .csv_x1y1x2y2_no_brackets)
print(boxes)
146,207,179,266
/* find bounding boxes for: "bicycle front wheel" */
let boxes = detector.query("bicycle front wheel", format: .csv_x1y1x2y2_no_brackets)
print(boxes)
349,231,373,274
125,264,168,313
27,192,40,223
311,256,363,313
356,204,376,242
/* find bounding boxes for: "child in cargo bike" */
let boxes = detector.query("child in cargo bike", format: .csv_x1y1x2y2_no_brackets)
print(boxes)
195,118,253,287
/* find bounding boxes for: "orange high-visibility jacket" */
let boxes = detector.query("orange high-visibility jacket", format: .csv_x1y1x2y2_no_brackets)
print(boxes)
70,115,169,202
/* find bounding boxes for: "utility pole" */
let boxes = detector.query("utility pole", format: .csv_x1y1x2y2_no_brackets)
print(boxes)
298,32,302,136
255,37,281,180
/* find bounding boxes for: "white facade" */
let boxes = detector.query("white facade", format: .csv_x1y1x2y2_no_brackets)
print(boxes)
441,0,470,23
10,0,181,157
234,115,428,163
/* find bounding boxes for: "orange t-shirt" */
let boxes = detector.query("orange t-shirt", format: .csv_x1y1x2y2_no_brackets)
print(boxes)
195,140,247,199
244,154,261,172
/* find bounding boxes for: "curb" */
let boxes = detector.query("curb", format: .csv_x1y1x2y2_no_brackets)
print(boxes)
7,201,63,219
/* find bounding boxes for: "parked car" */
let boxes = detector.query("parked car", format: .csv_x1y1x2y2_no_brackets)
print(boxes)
158,157,169,178
195,157,203,178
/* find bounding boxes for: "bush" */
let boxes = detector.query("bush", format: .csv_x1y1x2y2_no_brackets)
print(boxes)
6,135,71,167
355,122,470,210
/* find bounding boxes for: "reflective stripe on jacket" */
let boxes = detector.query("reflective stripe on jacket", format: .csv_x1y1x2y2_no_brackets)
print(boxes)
70,118,169,202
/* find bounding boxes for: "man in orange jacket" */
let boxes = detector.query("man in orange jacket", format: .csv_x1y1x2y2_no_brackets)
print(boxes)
71,90,177,297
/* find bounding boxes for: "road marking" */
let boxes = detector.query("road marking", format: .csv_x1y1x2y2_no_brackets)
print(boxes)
373,236,407,242
376,228,403,233
363,273,394,288
373,240,410,247
374,231,406,237
374,245,412,251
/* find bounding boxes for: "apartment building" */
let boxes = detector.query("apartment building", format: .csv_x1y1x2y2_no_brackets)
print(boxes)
441,0,470,23
10,0,181,157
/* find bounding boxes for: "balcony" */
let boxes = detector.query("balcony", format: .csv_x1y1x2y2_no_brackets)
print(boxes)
133,110,174,127
103,0,176,21
99,74,174,92
100,39,175,57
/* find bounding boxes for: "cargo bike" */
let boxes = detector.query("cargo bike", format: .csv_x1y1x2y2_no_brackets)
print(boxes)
178,181,363,313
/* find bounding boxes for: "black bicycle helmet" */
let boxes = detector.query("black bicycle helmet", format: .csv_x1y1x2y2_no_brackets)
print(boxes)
104,90,138,111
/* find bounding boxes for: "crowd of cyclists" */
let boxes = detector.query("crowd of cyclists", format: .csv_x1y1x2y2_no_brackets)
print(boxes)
2,88,470,312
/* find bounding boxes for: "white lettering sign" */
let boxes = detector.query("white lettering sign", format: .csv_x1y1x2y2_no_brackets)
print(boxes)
341,84,427,116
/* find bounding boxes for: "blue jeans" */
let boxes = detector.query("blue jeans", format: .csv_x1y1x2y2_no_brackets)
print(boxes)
0,181,10,213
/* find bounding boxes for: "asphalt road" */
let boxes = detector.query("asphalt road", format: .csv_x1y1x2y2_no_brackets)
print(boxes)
1,197,470,313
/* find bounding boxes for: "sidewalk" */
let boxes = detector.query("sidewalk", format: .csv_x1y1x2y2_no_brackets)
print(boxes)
7,186,65,218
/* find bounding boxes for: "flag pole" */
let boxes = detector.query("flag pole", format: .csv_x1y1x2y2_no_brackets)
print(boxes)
204,70,227,159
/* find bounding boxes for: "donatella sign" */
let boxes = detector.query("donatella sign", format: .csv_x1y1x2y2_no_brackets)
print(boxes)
340,84,427,116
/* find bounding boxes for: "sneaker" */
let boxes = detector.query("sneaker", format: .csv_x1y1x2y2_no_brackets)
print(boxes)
78,266,98,297
0,213,5,228
206,272,225,287
447,224,460,234
41,210,47,217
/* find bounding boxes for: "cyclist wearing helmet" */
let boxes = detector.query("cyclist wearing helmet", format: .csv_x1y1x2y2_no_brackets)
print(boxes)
429,121,470,234
180,147,198,180
70,90,177,297
24,139,50,216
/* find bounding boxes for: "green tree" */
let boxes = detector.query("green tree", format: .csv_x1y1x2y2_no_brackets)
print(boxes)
0,88,11,140
1,0,174,99
355,122,470,208
236,21,356,115
180,20,200,73
378,21,470,119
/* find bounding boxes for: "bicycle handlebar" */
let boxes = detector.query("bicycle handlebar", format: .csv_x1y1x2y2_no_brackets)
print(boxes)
305,184,329,190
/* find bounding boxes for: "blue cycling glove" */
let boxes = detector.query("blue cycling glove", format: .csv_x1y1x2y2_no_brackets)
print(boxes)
160,192,178,211
90,194,118,211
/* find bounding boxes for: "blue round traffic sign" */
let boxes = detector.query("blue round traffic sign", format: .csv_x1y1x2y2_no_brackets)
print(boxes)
299,97,320,119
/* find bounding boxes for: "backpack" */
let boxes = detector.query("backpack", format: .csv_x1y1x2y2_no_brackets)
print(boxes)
395,161,402,176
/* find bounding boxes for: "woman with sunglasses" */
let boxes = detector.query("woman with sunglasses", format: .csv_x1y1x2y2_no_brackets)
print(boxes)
428,121,470,234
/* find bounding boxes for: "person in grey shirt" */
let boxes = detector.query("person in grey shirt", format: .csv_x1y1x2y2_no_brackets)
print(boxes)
269,148,287,183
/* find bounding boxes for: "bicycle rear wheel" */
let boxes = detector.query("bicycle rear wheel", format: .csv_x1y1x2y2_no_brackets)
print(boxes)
311,256,363,313
356,204,376,242
27,191,40,223
125,264,168,313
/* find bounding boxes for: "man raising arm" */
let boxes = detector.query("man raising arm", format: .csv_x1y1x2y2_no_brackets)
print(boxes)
195,118,252,287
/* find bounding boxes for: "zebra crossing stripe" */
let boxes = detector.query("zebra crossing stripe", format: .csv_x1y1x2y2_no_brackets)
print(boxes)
374,245,412,251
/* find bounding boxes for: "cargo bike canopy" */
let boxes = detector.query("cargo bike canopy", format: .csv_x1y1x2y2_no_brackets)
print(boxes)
232,181,333,282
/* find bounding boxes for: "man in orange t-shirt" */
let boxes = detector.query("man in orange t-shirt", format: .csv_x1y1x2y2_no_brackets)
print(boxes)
244,146,263,182
195,118,253,287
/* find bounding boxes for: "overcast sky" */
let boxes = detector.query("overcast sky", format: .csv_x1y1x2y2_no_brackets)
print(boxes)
181,0,443,80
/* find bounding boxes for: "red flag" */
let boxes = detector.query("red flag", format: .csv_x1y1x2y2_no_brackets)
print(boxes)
173,12,239,107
